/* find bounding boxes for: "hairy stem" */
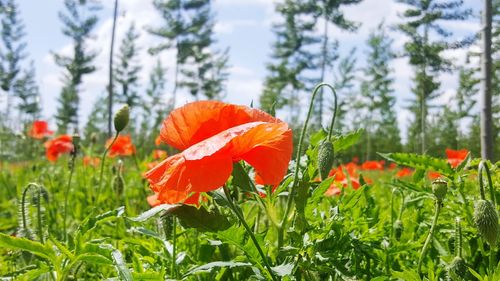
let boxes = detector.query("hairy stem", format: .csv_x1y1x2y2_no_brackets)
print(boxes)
417,200,442,276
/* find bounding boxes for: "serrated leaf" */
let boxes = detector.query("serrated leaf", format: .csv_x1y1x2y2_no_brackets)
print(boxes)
379,153,454,177
129,204,178,222
0,232,56,263
333,129,363,152
183,261,252,276
170,205,232,232
111,249,133,281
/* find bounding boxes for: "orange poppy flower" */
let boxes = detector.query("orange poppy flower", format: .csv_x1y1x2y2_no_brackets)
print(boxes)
396,167,413,178
146,161,159,170
82,156,100,167
144,101,293,205
325,164,360,196
29,120,54,139
446,148,468,168
388,163,397,170
152,149,168,160
106,135,136,157
147,192,201,207
44,135,73,162
361,160,384,171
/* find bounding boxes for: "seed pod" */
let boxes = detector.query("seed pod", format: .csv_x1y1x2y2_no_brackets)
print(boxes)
114,104,130,133
393,219,403,241
317,140,334,181
473,199,498,246
432,179,448,202
447,256,467,281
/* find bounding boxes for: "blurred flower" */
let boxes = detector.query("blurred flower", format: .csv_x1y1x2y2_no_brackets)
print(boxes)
144,101,293,205
44,135,73,162
146,161,159,170
428,171,441,180
106,135,136,157
29,120,53,139
446,148,468,168
388,163,397,170
396,167,413,178
82,156,100,167
361,160,384,170
155,135,162,146
152,149,168,160
325,164,360,196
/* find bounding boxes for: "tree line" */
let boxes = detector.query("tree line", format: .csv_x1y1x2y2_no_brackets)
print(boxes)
0,0,497,161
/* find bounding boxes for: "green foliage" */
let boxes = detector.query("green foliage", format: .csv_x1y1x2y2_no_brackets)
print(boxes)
379,152,454,177
115,23,142,108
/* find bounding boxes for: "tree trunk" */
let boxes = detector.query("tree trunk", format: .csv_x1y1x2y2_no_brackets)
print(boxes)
108,0,119,137
480,0,493,160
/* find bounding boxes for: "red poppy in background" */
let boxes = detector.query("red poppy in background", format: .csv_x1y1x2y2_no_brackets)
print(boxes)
44,135,73,162
152,149,168,160
446,148,468,168
29,120,54,139
325,165,360,196
428,171,441,180
361,160,384,170
388,163,397,170
396,167,413,178
82,156,100,167
107,135,136,157
155,135,162,146
144,101,293,205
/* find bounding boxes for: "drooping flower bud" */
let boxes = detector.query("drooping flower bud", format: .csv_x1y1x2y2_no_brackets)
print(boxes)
393,219,403,241
473,199,498,246
432,179,448,202
317,140,334,181
114,104,130,133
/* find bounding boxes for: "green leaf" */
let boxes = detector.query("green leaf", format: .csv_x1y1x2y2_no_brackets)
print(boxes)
170,205,232,232
271,263,294,277
132,271,165,280
128,204,178,222
77,206,125,236
379,153,454,177
183,261,252,276
0,232,56,263
76,253,113,265
231,162,253,193
392,270,421,281
412,169,425,182
111,249,133,281
333,129,363,153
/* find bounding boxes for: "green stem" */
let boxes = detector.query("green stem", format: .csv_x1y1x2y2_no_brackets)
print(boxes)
417,200,442,276
223,185,277,281
479,161,495,206
489,246,496,277
63,156,77,242
36,186,44,244
279,83,338,248
172,217,177,279
96,132,119,203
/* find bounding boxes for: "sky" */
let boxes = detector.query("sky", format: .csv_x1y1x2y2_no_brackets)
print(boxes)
9,0,481,140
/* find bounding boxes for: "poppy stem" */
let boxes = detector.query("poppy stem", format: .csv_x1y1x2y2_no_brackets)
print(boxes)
417,199,442,276
222,185,278,281
478,160,495,206
63,156,76,242
96,132,119,204
279,83,338,248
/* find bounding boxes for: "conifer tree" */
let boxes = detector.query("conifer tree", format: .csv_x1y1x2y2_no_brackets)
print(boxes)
356,23,401,159
13,62,40,122
54,0,99,132
115,23,142,108
0,0,27,121
149,0,228,103
397,0,471,154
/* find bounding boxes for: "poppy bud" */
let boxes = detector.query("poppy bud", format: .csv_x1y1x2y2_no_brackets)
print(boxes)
447,256,467,281
114,105,130,133
432,179,448,202
473,199,498,246
317,140,334,181
393,219,403,241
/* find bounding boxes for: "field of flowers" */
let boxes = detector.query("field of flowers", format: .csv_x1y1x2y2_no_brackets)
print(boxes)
0,96,499,281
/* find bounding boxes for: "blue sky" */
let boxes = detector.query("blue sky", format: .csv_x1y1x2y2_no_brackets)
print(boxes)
12,0,480,139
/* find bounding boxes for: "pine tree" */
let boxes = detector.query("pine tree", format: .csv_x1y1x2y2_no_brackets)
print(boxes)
13,62,40,122
311,0,362,126
397,0,472,154
260,0,318,122
356,23,401,159
54,0,99,132
115,23,141,108
149,0,228,102
0,0,27,121
332,48,357,133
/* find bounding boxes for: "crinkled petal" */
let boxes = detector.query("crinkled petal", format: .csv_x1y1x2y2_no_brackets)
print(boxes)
161,101,279,150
